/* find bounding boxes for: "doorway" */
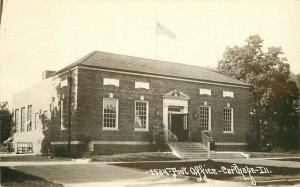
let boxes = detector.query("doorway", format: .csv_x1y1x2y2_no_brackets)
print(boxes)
163,90,190,142
170,114,188,141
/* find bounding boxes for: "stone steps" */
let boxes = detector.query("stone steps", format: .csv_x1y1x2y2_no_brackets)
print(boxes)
169,142,247,160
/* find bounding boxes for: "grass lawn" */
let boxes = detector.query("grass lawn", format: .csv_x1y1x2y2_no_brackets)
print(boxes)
0,167,64,187
90,152,179,162
113,160,300,185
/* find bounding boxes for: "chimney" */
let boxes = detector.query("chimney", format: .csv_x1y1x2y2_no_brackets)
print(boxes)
42,70,56,80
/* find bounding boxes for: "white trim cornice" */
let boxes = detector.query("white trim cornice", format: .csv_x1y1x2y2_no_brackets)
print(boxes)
78,66,250,89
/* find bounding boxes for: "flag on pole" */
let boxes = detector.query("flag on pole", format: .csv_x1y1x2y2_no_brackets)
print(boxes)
0,0,3,27
156,22,176,39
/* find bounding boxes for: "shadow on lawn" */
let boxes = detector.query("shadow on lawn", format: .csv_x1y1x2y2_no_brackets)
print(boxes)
0,167,63,187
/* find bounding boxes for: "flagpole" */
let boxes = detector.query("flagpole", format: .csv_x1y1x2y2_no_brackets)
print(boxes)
0,0,3,28
155,13,158,59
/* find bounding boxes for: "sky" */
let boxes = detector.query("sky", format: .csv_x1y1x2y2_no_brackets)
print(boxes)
0,0,300,104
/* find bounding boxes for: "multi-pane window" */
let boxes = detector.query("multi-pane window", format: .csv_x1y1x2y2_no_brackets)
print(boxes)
27,105,32,131
103,98,118,129
21,107,25,132
168,106,183,112
224,107,233,132
183,115,188,130
200,106,210,131
42,111,48,130
34,113,40,130
15,109,19,132
60,100,67,130
135,101,148,130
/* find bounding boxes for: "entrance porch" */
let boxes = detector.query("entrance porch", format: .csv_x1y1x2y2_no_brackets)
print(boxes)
162,90,190,142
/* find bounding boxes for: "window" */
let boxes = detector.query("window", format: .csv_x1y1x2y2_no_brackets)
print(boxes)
61,79,68,87
200,106,211,131
135,82,149,89
168,106,183,112
15,109,19,132
223,107,233,132
223,91,234,98
293,100,298,109
60,100,67,130
103,78,119,87
103,98,118,129
199,88,211,96
135,101,149,130
21,107,25,132
42,111,48,130
27,105,32,131
34,113,40,130
183,115,188,130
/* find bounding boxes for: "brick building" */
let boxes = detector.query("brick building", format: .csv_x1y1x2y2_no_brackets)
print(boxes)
12,51,250,155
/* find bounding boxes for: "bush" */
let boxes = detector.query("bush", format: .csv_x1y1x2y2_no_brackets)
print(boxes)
152,120,168,151
0,101,13,143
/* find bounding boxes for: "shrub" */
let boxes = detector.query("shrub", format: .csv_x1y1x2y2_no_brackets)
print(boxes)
152,121,168,151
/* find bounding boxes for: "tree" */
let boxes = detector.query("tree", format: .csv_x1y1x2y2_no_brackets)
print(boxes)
291,73,300,91
0,101,13,143
218,35,299,151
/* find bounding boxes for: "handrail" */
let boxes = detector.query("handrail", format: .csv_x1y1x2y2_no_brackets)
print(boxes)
201,131,213,148
168,130,178,142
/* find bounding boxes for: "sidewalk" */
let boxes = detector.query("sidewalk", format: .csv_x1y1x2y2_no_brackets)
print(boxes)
0,153,34,156
0,158,91,167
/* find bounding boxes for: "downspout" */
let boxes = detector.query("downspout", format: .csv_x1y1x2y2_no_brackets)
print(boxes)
67,70,73,155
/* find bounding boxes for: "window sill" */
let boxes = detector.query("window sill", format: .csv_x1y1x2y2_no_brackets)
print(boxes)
223,131,234,134
102,128,119,131
134,129,148,132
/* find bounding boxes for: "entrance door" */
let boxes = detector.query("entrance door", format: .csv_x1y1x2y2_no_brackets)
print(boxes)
171,114,188,141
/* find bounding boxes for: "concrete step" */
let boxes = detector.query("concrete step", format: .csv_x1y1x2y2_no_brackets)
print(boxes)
177,152,207,154
169,142,209,160
169,142,247,160
175,150,207,153
178,150,207,153
169,142,203,146
182,148,207,150
179,153,208,156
